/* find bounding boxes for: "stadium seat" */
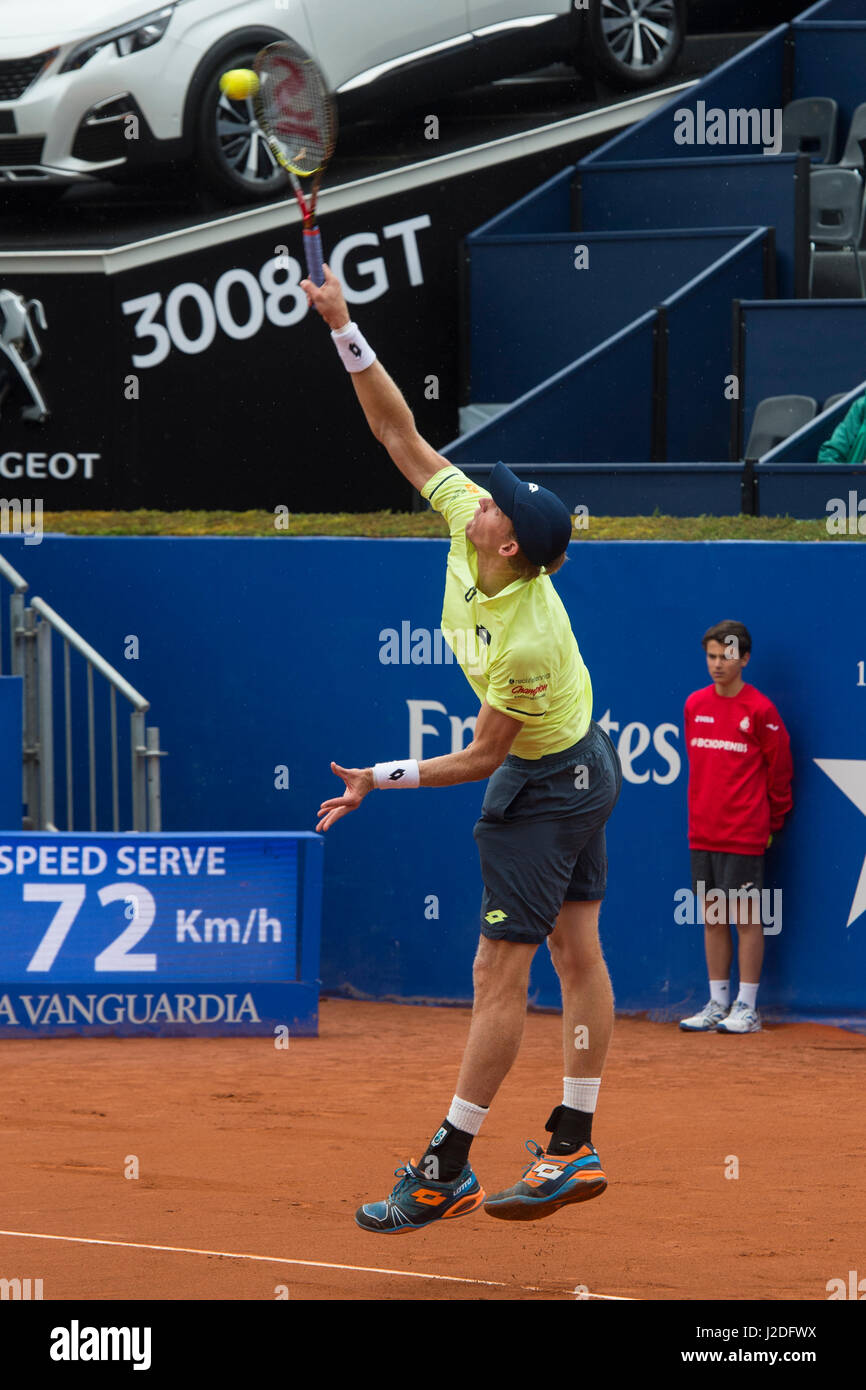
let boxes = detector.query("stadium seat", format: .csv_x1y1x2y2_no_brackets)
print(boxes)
838,104,866,172
781,98,839,164
822,392,852,412
744,395,818,460
809,168,866,297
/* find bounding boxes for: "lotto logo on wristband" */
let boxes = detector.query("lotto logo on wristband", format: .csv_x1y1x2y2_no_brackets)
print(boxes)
373,759,420,788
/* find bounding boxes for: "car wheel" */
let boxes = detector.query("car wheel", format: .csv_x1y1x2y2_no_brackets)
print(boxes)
194,45,288,204
581,0,686,90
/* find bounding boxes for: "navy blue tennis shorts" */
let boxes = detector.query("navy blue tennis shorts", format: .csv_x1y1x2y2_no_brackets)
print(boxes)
473,720,622,945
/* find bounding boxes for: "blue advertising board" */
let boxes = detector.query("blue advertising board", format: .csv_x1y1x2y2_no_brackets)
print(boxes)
0,832,322,1036
1,534,865,1026
0,677,23,829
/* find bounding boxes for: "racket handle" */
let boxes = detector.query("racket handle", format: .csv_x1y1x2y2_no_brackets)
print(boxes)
304,228,325,286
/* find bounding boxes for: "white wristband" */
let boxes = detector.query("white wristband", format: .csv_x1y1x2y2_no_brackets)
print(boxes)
373,759,420,789
331,321,377,372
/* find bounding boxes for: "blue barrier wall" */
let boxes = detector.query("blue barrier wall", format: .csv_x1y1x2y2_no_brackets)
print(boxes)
456,462,744,519
662,230,768,461
582,26,787,166
470,166,574,237
1,534,864,1024
794,14,866,141
446,312,656,463
579,157,801,298
0,677,22,829
755,462,866,518
739,302,866,446
802,0,865,17
468,230,757,404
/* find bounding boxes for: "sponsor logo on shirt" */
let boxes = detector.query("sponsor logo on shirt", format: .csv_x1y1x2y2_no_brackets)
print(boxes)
767,723,779,730
695,715,714,723
691,737,749,752
509,673,551,698
511,683,548,698
740,716,751,732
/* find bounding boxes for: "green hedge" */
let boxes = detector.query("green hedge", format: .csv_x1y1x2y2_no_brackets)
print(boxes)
35,510,863,540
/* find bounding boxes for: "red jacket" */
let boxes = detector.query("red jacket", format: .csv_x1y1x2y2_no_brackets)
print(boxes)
684,683,793,855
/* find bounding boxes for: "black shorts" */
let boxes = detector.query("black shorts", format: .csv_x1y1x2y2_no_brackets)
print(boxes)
690,849,765,896
473,721,622,945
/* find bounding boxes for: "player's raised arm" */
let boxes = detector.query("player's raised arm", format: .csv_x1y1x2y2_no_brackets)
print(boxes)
302,265,446,493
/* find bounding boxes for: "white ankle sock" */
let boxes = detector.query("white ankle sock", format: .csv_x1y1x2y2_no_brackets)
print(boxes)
710,979,730,1007
563,1077,601,1113
737,982,759,1010
446,1095,488,1135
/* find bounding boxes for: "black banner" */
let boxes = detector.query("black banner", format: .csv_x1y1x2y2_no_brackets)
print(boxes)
0,133,603,513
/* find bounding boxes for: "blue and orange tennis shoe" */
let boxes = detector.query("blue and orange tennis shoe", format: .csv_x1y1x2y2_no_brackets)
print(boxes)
483,1139,607,1221
355,1161,485,1233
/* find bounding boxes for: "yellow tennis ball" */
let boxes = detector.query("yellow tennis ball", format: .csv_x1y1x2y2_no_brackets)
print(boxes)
220,69,259,100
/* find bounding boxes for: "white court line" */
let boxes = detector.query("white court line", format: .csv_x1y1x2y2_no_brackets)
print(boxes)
0,1228,633,1299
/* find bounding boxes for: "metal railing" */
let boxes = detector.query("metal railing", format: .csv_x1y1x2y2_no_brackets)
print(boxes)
0,551,164,832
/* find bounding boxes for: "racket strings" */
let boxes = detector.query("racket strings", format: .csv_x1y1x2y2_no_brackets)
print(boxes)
255,48,336,176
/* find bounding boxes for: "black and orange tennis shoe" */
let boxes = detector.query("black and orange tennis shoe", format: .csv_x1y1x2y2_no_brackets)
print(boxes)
483,1139,607,1221
355,1160,485,1233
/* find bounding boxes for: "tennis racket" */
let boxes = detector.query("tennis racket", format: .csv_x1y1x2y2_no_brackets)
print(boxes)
253,40,338,286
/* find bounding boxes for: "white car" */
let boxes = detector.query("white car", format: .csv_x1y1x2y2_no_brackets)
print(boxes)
0,1,686,204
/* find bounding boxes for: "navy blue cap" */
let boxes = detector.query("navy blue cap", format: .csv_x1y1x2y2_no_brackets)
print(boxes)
488,462,572,568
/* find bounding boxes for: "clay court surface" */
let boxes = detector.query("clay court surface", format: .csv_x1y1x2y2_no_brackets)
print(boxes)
1,1000,863,1302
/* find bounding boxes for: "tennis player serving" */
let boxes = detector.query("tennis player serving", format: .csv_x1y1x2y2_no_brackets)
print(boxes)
304,266,622,1230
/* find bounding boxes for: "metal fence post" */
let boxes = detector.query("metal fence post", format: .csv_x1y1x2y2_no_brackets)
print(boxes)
146,726,163,833
10,591,26,676
36,616,55,830
12,592,27,822
22,607,39,829
130,709,146,832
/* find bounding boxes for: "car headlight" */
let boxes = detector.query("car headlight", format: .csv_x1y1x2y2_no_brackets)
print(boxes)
59,6,174,73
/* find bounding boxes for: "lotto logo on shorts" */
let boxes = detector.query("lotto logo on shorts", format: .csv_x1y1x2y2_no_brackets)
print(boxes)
485,909,508,924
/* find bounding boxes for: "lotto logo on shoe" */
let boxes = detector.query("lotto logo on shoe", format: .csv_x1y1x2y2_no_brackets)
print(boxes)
526,1162,565,1185
413,1189,447,1206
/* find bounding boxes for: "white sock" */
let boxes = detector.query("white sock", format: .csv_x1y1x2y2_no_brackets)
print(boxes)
446,1095,488,1136
709,979,730,1008
737,982,759,1010
563,1077,601,1113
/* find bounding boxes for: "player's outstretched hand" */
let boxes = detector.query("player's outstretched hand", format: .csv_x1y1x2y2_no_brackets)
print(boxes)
316,761,375,832
301,264,350,331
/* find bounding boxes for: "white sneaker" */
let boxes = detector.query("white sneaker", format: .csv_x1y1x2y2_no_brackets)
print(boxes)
716,1000,762,1033
679,999,728,1031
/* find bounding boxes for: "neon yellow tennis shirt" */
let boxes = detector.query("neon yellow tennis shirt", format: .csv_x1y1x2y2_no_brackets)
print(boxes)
421,464,592,759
